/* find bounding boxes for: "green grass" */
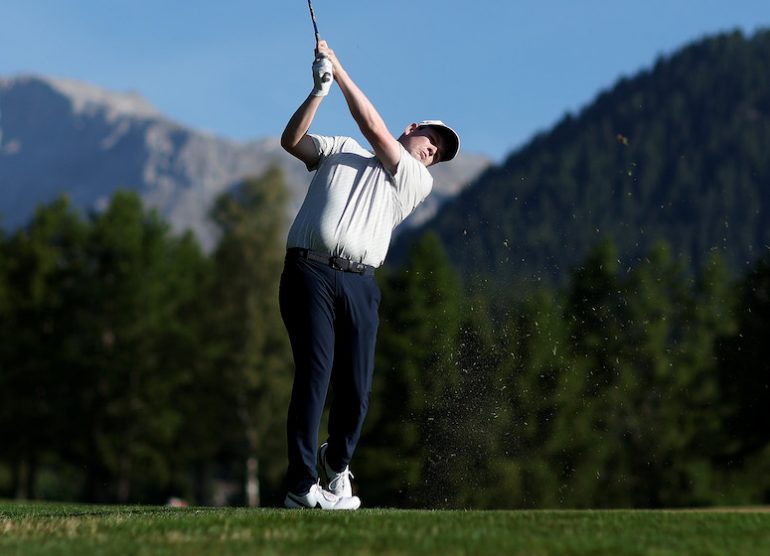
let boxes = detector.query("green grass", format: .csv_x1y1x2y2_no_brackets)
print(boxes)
1,502,769,555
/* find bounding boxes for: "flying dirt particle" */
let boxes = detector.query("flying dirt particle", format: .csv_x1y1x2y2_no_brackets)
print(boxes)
616,134,629,146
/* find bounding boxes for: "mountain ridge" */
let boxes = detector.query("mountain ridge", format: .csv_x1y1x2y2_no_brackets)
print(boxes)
393,29,770,286
0,74,490,249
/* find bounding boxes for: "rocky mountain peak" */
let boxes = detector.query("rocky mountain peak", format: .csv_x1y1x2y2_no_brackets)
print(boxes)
0,74,490,250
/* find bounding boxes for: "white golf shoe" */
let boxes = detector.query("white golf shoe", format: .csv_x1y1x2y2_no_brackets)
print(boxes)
284,481,360,510
318,443,354,498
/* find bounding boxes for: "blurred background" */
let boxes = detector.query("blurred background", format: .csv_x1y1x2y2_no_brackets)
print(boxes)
0,1,769,508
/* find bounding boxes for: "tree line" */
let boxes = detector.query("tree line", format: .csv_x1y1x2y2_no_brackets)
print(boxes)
1,167,768,508
396,30,770,292
365,234,769,508
0,168,292,506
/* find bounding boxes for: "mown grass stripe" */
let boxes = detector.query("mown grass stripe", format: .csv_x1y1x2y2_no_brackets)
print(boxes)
1,503,768,556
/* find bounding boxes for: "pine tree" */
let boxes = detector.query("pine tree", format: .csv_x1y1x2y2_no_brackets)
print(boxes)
548,237,631,507
498,289,572,508
65,191,206,502
360,232,464,507
207,166,293,506
0,197,88,499
716,253,770,503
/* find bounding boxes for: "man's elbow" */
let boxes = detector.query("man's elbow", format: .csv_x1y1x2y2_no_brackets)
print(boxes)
280,134,319,168
280,133,296,153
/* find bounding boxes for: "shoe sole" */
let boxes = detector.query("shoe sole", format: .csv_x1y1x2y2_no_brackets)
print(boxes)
284,492,360,511
284,492,322,509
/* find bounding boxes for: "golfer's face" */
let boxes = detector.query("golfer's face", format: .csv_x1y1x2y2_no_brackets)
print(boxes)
404,128,444,167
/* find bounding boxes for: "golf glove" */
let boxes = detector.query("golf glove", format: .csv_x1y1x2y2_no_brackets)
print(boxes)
311,54,333,97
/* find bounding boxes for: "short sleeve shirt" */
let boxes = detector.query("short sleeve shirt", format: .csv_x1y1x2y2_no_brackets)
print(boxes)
286,135,433,267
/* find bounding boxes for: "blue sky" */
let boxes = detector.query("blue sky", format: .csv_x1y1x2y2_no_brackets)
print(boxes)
2,1,769,161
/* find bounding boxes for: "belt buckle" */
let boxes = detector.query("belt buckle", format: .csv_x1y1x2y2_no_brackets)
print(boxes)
330,256,349,271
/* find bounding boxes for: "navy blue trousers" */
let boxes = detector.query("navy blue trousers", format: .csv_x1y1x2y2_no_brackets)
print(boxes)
279,254,381,495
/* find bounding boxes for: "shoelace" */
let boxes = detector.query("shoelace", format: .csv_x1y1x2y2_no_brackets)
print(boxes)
329,468,354,491
314,480,338,502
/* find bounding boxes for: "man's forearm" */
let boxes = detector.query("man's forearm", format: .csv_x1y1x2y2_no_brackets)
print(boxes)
334,67,389,140
281,94,323,151
333,65,400,171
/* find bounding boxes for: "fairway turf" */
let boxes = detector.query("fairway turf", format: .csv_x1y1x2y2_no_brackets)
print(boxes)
1,502,769,555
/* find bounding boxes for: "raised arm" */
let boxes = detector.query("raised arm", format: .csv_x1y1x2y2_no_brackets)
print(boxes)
280,48,334,168
316,40,401,174
281,94,323,168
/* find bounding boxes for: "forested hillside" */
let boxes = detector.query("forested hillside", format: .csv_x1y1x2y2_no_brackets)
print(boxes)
2,172,768,509
394,30,770,290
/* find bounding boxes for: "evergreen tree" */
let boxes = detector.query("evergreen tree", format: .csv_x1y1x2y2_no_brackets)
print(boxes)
548,237,631,507
394,30,770,293
0,197,87,499
360,232,463,507
617,242,701,506
716,253,770,503
543,242,738,507
207,166,293,507
69,191,206,502
444,295,519,508
667,252,736,505
498,289,572,508
163,236,219,505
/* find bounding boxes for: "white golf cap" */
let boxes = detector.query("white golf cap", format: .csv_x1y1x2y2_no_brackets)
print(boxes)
416,120,460,162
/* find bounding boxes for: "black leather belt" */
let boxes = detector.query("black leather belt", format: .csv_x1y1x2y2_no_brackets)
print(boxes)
287,248,376,276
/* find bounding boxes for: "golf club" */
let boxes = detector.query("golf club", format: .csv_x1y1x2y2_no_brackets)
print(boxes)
307,0,332,83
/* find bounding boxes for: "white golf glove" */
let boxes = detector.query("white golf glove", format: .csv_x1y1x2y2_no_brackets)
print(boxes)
311,53,333,97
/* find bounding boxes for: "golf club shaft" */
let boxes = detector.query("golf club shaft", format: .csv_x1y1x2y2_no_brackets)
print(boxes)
307,0,321,44
306,0,331,83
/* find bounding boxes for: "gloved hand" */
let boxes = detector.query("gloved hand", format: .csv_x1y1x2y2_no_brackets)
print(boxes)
311,53,333,97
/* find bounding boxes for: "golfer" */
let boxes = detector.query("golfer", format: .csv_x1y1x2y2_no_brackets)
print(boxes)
279,39,459,510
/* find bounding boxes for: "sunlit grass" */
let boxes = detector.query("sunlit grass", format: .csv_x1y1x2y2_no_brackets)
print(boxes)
1,502,768,555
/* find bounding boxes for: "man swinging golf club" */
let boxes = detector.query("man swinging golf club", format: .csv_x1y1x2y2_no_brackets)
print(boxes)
279,32,460,509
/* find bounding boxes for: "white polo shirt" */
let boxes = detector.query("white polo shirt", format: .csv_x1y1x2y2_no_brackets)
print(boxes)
286,135,433,267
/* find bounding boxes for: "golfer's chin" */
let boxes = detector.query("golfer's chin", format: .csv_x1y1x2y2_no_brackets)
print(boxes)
410,151,430,167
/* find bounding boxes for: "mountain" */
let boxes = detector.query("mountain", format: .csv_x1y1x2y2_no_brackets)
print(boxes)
394,29,770,288
0,75,489,249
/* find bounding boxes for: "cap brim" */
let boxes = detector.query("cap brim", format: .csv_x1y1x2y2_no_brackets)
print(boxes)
417,121,460,162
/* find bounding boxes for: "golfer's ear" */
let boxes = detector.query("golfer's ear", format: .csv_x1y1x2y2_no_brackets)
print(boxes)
403,123,418,136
